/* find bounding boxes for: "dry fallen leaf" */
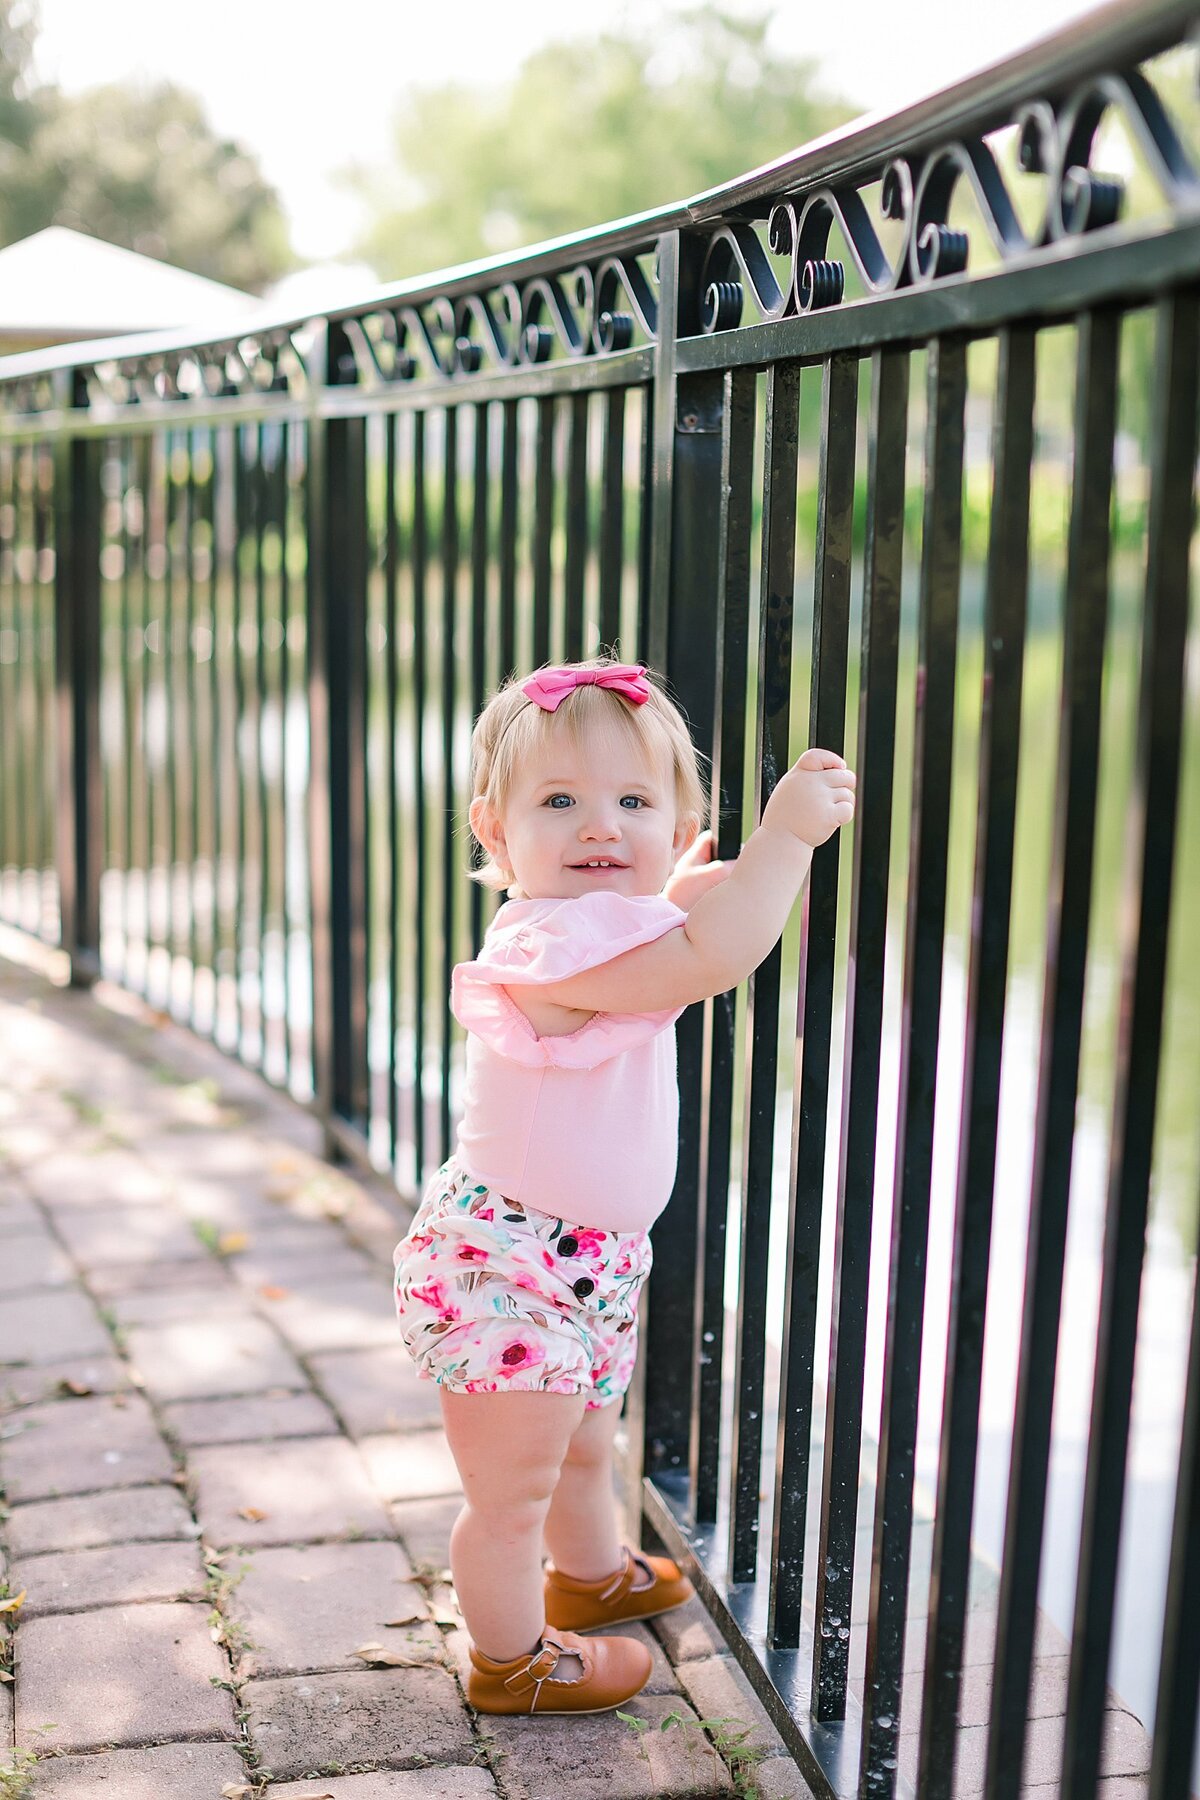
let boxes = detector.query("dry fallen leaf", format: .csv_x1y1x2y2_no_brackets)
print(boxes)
237,1506,268,1522
430,1600,461,1628
220,1784,254,1798
382,1610,423,1627
217,1231,250,1256
55,1377,93,1396
0,1670,14,1683
0,1590,26,1616
257,1284,290,1301
352,1641,436,1667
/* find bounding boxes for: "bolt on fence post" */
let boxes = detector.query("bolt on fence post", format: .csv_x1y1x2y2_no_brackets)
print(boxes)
53,366,102,986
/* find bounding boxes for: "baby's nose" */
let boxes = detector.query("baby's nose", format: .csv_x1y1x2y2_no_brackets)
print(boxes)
579,811,622,840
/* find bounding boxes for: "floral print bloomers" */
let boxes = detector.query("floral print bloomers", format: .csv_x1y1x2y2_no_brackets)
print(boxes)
393,1159,653,1409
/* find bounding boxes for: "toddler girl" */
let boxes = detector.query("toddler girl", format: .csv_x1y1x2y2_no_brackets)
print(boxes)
393,655,855,1717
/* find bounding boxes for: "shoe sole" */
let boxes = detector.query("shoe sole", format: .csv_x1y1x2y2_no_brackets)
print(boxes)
544,1589,695,1633
469,1673,653,1717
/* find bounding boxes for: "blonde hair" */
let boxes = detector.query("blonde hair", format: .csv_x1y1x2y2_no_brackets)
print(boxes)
468,656,708,893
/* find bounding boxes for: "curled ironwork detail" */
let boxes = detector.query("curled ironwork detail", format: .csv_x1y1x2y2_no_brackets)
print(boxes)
78,330,308,410
699,35,1199,331
332,251,658,389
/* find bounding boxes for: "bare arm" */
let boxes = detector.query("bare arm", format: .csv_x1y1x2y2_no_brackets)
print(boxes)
525,749,855,1016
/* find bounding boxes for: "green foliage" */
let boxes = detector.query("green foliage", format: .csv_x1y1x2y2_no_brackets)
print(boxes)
0,0,292,292
0,1747,37,1800
344,4,856,279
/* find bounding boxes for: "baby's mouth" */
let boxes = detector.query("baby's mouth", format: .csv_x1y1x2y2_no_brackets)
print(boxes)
569,858,628,871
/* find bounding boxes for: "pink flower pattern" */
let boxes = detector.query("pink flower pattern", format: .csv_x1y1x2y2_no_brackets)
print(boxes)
393,1159,652,1409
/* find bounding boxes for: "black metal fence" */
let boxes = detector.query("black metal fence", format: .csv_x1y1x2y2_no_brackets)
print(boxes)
2,1,1199,1792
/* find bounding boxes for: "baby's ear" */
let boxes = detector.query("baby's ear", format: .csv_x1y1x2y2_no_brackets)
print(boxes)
672,813,701,859
469,797,506,862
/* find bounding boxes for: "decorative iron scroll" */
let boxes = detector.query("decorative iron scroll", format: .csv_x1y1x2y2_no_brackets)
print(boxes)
77,330,308,412
336,248,659,388
699,43,1200,329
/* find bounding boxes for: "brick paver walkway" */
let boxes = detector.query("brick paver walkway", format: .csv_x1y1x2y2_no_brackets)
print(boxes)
0,937,814,1800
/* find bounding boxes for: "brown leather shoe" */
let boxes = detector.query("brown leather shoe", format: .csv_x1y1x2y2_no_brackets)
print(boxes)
467,1628,652,1716
544,1547,694,1633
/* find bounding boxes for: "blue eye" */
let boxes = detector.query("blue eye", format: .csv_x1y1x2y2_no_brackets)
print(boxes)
545,794,573,809
620,795,646,809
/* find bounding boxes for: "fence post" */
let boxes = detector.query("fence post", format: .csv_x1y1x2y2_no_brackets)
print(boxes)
53,368,102,986
307,323,370,1159
629,230,726,1521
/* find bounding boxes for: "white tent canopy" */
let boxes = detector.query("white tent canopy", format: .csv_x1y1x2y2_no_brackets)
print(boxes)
0,227,255,349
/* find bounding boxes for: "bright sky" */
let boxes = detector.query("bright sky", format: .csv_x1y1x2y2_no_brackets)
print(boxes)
33,0,1097,266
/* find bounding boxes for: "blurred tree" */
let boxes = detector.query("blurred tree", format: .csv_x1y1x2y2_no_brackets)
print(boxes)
25,82,292,292
0,0,56,243
0,0,292,293
343,4,855,279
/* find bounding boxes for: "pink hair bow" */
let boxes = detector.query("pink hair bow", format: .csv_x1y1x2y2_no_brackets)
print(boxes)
520,663,650,712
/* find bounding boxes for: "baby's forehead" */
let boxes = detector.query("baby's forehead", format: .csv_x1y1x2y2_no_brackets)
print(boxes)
521,722,671,790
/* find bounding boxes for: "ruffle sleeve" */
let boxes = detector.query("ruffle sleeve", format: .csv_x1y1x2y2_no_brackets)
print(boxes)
450,892,687,1069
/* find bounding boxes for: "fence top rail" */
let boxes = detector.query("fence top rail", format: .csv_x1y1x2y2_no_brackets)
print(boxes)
0,0,1194,395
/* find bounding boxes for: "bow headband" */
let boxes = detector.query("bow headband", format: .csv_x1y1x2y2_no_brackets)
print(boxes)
520,664,651,712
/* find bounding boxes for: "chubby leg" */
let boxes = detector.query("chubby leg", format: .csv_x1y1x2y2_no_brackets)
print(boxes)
440,1389,585,1662
541,1397,625,1581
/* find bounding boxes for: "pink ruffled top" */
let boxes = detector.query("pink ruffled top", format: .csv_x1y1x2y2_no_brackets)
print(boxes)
450,891,688,1233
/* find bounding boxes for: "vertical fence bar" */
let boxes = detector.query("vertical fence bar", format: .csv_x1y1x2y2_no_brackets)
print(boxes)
385,413,401,1167
136,432,154,997
771,350,857,1646
306,331,334,1145
689,363,756,1526
439,405,459,1164
184,433,201,1019
119,441,137,983
1149,1246,1200,1800
728,357,801,1584
165,428,183,1009
860,335,966,1796
532,396,553,667
53,370,102,984
805,347,908,1694
254,424,270,1063
411,409,429,1183
0,443,13,911
470,402,489,954
499,398,518,679
233,430,250,1048
276,424,292,1083
1059,289,1198,1800
564,390,587,661
637,362,725,1498
35,446,55,935
212,428,233,1040
633,231,703,1508
598,386,626,652
983,309,1121,1800
308,323,370,1152
916,324,1035,1797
